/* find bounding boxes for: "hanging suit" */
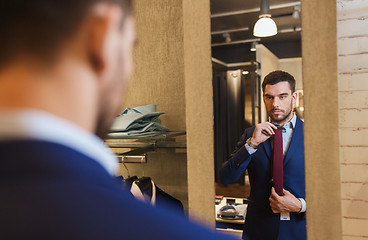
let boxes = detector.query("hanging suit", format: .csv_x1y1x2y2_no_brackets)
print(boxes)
220,117,306,240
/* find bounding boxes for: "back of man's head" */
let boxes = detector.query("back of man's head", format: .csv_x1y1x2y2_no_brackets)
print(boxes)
262,70,296,93
0,0,132,69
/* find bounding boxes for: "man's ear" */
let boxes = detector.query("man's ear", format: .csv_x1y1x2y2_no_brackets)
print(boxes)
292,91,297,104
86,4,122,78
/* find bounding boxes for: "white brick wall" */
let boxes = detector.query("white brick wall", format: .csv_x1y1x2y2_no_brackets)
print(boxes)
337,0,368,239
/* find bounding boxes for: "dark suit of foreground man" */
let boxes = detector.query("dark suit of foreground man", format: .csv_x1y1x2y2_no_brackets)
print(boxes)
220,71,306,240
0,1,233,239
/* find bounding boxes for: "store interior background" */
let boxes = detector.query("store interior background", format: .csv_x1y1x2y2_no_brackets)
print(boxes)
113,0,368,239
210,0,303,198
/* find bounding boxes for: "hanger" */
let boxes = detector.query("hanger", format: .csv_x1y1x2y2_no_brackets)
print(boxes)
120,162,138,189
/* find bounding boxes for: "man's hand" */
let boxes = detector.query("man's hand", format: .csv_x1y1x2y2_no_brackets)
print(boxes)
251,122,278,146
269,187,302,213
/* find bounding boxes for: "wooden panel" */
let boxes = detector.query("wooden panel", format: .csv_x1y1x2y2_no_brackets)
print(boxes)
302,0,342,239
183,0,215,227
124,0,185,131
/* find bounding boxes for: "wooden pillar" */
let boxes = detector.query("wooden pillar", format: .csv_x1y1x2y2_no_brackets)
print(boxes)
302,0,342,239
183,0,215,227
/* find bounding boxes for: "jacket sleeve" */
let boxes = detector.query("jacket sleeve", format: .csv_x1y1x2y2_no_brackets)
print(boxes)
219,128,255,185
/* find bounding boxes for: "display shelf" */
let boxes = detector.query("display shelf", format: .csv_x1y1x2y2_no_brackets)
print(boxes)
105,131,186,160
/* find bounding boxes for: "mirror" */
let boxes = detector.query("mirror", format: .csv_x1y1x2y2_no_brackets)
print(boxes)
210,0,304,237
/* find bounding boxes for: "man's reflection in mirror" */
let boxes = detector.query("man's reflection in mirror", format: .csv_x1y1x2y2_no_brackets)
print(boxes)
220,70,306,240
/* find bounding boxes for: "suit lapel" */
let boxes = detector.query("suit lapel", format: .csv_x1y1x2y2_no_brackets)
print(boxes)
283,117,303,166
261,139,272,160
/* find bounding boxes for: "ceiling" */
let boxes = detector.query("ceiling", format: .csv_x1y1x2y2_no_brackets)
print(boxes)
210,0,301,64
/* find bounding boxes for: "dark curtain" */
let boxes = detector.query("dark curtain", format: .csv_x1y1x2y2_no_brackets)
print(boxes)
213,70,249,183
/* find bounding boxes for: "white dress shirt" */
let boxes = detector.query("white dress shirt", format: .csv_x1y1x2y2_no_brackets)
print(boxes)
0,109,118,175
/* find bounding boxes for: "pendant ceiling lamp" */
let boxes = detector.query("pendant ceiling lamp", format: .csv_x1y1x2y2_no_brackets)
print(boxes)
253,0,278,37
250,41,257,51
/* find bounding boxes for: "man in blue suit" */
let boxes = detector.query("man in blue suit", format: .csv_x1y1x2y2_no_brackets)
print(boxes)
220,70,306,240
0,1,233,239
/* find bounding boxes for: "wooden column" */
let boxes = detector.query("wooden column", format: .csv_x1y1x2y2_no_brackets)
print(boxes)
302,0,342,239
183,0,215,227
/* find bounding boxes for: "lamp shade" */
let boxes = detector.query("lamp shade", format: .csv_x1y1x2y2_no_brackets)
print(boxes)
253,16,278,37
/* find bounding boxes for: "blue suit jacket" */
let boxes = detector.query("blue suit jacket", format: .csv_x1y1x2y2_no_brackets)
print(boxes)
0,140,232,240
220,117,306,240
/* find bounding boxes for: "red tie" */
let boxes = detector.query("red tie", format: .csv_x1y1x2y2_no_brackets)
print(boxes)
273,128,283,196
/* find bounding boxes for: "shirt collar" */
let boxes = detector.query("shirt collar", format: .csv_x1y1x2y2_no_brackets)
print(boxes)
285,113,297,130
270,112,297,130
0,109,118,175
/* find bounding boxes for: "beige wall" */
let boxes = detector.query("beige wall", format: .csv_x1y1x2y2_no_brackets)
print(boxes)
119,0,215,226
337,0,368,239
278,58,303,91
256,44,279,122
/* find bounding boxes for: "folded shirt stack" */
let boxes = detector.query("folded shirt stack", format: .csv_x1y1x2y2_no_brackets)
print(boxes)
108,104,169,139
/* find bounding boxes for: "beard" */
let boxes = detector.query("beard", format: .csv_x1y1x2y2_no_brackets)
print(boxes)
94,54,130,139
95,97,121,139
269,104,293,124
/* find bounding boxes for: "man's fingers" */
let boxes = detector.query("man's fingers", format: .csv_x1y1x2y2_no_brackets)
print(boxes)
270,202,281,213
261,127,274,136
271,187,279,198
267,123,277,134
270,123,278,129
271,208,280,213
253,122,278,144
261,129,271,136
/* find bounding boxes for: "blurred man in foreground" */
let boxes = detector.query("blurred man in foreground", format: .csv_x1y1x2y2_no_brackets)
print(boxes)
0,1,232,239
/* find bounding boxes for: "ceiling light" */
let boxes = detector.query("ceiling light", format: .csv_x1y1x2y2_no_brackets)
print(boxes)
242,71,249,75
250,42,257,51
253,0,278,37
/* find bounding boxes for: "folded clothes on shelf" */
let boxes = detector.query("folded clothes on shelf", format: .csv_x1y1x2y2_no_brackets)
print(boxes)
108,104,169,138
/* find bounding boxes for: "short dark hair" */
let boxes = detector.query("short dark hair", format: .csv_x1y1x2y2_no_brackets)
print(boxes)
262,70,296,93
0,0,132,68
